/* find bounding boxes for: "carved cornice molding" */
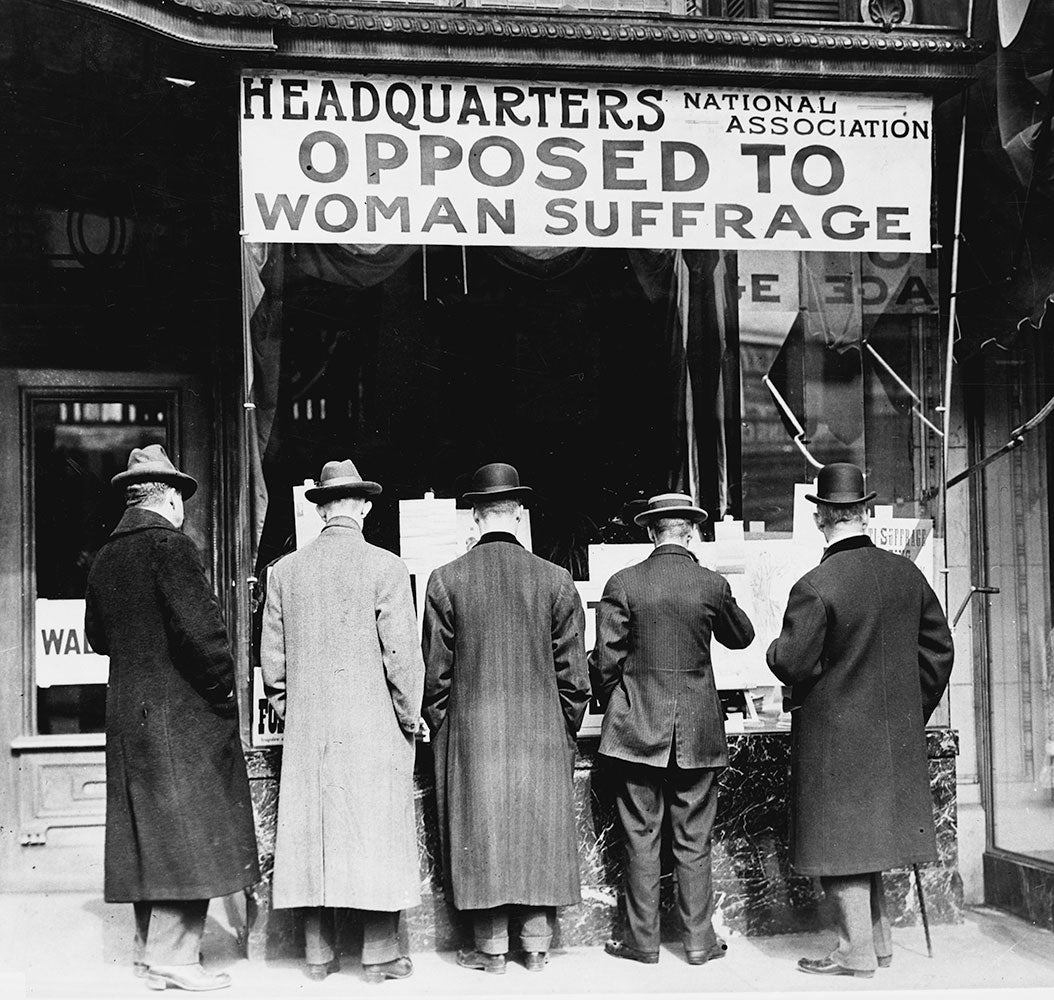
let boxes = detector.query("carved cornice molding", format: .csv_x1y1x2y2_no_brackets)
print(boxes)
157,1,985,59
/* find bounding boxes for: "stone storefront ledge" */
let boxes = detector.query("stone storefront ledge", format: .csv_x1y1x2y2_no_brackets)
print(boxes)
243,728,960,960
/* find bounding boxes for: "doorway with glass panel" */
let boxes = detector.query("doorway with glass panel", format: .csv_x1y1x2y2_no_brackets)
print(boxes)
0,369,211,889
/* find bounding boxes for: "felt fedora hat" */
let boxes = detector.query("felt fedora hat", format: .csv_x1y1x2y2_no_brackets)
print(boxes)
633,492,708,526
304,459,382,503
462,462,533,503
805,462,877,505
111,444,198,499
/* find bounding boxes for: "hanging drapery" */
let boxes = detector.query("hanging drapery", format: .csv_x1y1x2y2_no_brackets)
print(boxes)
243,242,738,552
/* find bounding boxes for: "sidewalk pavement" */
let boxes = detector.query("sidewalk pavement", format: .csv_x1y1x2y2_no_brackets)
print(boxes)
1,893,1051,999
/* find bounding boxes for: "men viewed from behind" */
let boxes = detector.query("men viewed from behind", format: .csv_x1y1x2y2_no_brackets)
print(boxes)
260,460,424,984
85,445,259,992
422,463,590,974
590,493,755,966
767,463,954,978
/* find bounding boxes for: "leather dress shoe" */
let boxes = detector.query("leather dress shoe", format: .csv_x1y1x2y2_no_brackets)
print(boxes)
456,949,506,974
145,964,232,991
878,954,893,968
686,940,728,965
304,958,340,981
363,956,413,983
523,951,547,971
797,957,875,979
604,940,659,964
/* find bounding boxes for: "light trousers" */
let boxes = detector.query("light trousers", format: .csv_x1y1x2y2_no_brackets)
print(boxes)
132,900,209,968
472,906,555,955
303,907,401,966
819,872,893,972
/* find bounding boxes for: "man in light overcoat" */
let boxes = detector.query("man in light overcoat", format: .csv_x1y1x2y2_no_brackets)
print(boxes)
422,462,590,975
767,463,954,978
261,459,424,984
85,445,259,992
590,493,755,966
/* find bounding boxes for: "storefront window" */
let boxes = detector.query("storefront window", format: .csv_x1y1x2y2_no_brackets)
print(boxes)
239,73,944,730
981,359,1054,863
245,243,942,570
739,249,942,532
32,394,170,735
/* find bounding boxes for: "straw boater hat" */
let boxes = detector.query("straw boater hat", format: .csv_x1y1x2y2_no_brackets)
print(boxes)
462,462,533,504
804,462,877,506
633,492,708,526
304,459,382,504
111,444,198,500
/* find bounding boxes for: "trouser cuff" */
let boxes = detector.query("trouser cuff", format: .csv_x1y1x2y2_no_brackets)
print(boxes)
362,942,400,966
474,935,508,955
519,933,552,952
830,946,878,972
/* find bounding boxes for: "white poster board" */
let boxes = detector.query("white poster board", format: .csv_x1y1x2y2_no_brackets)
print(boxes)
250,666,285,747
292,480,324,549
35,598,108,688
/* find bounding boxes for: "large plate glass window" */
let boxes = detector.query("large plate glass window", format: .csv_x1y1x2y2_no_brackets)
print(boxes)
30,391,175,735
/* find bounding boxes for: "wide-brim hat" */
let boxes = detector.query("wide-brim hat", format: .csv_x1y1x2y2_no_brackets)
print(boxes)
111,444,197,499
805,462,877,506
304,459,382,503
633,492,708,526
463,462,533,504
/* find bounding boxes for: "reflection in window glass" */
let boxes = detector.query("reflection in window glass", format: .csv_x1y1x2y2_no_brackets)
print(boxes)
739,250,940,533
33,396,170,735
982,363,1054,863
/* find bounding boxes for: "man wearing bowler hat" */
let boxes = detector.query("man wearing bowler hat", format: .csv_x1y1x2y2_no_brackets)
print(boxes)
590,493,755,966
85,445,259,992
261,459,423,983
767,463,954,978
421,462,590,974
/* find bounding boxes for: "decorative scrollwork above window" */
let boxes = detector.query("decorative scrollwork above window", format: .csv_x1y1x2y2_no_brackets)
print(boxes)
861,0,914,32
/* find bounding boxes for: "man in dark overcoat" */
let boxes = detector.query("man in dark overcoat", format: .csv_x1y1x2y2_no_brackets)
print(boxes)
421,462,590,975
84,445,259,992
589,493,755,966
766,463,954,978
261,459,424,984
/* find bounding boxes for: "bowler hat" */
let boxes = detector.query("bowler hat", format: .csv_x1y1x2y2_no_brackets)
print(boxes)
462,462,533,504
805,462,877,506
304,459,382,504
633,492,708,526
111,444,197,499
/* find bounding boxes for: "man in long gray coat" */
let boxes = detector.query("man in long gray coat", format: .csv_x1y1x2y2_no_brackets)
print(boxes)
767,463,954,979
85,445,259,992
422,462,589,975
261,459,424,984
590,493,754,967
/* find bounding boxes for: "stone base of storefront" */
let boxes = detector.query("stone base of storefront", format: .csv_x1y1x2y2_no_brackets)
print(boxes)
243,729,961,961
982,850,1054,932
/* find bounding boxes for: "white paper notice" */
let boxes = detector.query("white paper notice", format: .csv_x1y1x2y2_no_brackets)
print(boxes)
293,480,324,549
35,598,109,688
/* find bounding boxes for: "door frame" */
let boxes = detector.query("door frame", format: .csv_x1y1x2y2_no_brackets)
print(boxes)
0,368,212,890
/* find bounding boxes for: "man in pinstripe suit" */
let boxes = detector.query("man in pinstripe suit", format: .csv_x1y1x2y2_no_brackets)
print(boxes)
590,493,754,966
422,463,589,975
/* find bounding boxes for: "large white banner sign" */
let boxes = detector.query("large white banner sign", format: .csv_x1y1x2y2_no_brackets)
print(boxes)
240,73,932,252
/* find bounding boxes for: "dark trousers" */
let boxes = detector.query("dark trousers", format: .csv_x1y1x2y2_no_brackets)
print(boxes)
133,900,208,968
472,906,555,955
303,907,401,967
820,872,892,972
614,760,721,954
